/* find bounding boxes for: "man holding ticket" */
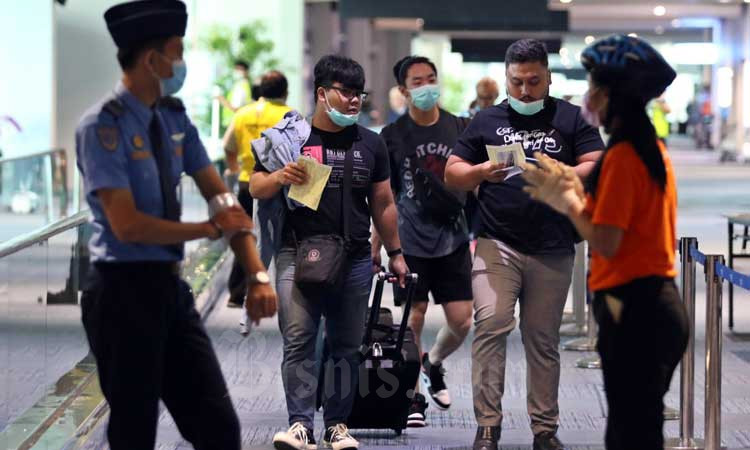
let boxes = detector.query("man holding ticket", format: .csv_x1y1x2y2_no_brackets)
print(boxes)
250,54,408,450
444,39,603,450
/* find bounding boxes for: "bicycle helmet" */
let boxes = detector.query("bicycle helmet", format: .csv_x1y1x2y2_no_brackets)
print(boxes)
581,34,676,102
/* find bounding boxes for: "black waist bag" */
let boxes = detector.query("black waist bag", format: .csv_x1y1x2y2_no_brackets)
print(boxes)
413,165,464,223
293,145,354,294
394,113,466,224
294,234,347,293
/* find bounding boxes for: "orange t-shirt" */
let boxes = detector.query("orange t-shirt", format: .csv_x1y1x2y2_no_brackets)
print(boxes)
584,141,677,292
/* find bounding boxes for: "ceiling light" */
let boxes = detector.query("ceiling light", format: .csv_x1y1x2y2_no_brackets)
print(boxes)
653,5,666,16
560,0,572,3
671,19,681,27
628,33,638,38
584,35,595,45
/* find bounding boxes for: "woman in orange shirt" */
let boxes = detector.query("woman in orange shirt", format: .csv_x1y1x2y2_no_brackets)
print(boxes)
521,35,689,450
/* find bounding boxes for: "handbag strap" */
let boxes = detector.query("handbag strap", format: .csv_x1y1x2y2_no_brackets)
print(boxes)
341,142,354,244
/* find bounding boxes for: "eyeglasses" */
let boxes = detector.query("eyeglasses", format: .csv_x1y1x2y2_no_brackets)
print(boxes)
327,85,369,101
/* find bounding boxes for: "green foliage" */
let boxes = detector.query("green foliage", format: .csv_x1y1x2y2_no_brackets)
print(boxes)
441,74,469,115
194,20,279,135
198,20,279,92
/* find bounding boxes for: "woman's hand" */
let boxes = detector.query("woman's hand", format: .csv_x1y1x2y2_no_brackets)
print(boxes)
521,152,585,216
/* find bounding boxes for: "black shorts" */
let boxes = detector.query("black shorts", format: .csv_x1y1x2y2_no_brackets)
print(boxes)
395,243,473,305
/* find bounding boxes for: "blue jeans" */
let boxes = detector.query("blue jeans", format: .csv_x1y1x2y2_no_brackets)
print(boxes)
276,248,373,428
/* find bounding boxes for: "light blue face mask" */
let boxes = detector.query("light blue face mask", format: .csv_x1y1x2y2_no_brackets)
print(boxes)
155,54,187,97
409,83,441,111
508,93,545,116
325,92,360,127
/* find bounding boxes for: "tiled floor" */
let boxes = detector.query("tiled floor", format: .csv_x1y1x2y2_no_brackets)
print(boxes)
147,143,750,449
8,143,750,449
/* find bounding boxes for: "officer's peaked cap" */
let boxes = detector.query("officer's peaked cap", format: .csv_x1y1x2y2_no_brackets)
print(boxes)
104,0,187,50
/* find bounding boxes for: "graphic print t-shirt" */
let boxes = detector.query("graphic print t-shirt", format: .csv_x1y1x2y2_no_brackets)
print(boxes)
453,97,604,255
255,124,390,253
380,110,469,258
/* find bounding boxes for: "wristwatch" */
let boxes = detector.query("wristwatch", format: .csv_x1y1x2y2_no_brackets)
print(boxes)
247,271,271,285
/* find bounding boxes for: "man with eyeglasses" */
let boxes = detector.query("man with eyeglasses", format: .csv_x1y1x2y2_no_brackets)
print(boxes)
250,54,408,450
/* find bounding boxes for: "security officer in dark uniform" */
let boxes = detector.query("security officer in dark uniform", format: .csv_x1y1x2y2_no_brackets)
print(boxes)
76,1,277,448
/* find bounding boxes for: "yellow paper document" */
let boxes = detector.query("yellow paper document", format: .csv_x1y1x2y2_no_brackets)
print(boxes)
288,156,332,211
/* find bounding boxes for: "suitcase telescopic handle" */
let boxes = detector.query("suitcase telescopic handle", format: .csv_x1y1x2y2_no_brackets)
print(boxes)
362,271,418,354
394,273,418,356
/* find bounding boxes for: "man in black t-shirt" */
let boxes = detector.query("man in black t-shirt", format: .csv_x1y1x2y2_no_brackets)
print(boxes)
374,55,472,428
445,40,603,450
250,55,408,450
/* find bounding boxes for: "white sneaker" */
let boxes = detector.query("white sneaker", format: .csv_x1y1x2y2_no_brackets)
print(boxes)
322,423,359,450
273,422,317,450
239,310,251,336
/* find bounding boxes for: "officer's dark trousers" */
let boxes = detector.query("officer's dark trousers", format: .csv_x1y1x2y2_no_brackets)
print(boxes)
81,262,241,450
227,181,254,306
593,276,689,450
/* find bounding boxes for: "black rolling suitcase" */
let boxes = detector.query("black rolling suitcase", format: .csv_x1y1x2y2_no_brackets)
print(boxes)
346,271,420,435
316,271,420,435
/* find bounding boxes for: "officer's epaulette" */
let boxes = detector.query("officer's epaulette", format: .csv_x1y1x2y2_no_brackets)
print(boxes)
100,98,125,119
159,96,185,111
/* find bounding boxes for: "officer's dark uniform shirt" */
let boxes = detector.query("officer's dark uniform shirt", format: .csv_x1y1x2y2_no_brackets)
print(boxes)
76,82,212,262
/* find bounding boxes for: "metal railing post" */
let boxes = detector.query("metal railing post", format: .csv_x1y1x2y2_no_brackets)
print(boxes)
561,241,588,336
704,255,724,450
563,296,597,352
666,237,703,449
44,153,55,223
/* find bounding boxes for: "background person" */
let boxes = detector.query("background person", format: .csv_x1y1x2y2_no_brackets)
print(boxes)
223,70,291,309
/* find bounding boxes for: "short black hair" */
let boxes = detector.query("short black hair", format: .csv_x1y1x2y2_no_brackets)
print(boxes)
505,39,549,67
234,60,249,71
393,55,438,86
313,54,365,101
251,84,261,101
260,70,288,99
116,37,169,71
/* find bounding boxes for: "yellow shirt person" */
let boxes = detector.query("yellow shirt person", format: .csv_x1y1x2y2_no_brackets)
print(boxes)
223,71,291,184
223,70,290,311
226,99,291,182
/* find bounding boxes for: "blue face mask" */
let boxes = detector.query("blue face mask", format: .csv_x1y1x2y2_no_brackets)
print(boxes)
508,93,545,116
409,84,441,111
325,92,360,127
154,54,187,97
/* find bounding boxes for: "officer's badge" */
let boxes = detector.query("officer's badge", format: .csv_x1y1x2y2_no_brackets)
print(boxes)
171,133,185,142
132,135,144,148
96,126,118,151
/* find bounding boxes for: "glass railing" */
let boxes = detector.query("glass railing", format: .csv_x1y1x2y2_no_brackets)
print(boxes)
0,211,91,448
0,149,76,243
